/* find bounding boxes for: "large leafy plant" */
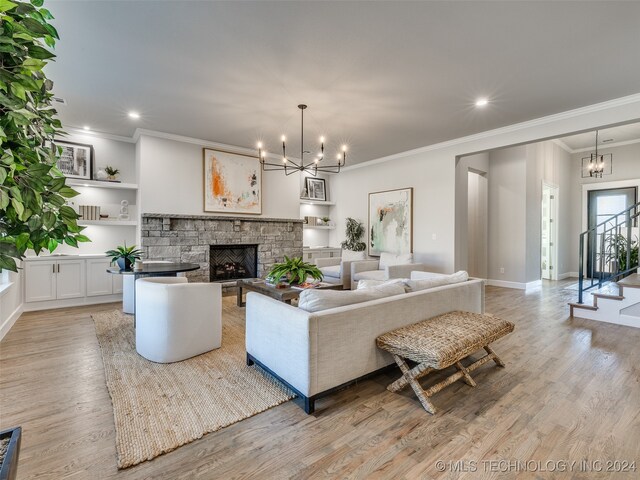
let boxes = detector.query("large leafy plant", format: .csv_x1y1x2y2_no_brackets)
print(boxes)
340,217,366,252
266,256,323,285
0,0,89,272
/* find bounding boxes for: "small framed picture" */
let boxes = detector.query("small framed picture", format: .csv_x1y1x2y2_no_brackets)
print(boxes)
53,140,94,180
305,177,326,201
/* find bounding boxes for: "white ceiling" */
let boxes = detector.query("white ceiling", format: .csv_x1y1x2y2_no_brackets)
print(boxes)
46,1,640,164
558,122,640,151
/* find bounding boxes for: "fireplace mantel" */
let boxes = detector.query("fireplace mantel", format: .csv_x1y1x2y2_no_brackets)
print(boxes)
140,214,303,282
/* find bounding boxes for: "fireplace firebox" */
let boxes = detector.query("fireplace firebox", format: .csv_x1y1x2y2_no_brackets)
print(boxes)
209,244,258,282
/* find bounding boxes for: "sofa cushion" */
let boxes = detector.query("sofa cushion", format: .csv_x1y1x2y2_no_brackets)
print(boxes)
406,271,469,292
379,252,413,269
319,264,341,279
342,250,367,262
357,278,409,291
410,271,448,280
298,283,405,313
352,269,386,282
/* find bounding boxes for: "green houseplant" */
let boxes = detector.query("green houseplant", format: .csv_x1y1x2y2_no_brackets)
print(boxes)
340,217,366,252
104,166,119,181
266,256,323,285
106,243,143,270
603,233,639,274
0,0,90,272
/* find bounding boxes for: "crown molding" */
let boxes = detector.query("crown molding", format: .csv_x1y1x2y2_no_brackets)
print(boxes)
132,128,301,162
551,138,573,154
570,137,640,154
64,126,136,143
342,92,640,171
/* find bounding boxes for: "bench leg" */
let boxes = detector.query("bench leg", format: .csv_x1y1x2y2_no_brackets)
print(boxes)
388,360,433,393
455,361,477,387
484,345,505,367
392,355,437,414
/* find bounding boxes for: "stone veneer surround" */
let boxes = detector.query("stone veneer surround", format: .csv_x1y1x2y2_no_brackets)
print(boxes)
140,214,303,283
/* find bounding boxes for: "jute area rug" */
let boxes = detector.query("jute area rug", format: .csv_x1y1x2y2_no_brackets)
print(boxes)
91,310,294,469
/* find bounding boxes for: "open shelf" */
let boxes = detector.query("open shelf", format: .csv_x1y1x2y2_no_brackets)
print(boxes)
79,219,138,226
67,179,138,190
300,198,335,206
303,225,335,230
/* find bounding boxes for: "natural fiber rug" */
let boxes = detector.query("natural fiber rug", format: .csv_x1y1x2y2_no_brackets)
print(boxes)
91,310,294,469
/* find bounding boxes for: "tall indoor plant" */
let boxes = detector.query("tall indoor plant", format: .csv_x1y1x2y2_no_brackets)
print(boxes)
0,0,89,272
340,217,366,252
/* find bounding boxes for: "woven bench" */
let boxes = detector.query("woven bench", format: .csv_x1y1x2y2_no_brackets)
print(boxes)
376,311,514,414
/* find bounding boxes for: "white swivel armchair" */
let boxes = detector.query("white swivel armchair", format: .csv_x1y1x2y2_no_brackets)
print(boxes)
122,260,173,314
350,252,425,290
135,277,222,363
315,250,366,290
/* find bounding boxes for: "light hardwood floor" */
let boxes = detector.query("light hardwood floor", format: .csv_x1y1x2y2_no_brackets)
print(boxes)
1,281,639,479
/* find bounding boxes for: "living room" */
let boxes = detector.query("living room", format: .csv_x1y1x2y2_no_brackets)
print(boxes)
1,1,640,479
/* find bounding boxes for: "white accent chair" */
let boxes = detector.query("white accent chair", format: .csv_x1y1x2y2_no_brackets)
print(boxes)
315,250,367,290
135,277,222,363
350,252,425,290
122,260,173,314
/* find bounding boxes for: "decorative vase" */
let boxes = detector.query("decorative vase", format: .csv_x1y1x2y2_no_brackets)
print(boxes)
96,168,107,180
116,258,132,270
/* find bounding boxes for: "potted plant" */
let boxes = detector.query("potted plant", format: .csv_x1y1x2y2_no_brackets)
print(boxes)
266,256,323,285
321,216,330,226
106,243,143,270
105,166,120,181
340,217,366,252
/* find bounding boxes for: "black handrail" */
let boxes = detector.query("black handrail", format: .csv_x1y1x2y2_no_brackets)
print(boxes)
577,201,639,303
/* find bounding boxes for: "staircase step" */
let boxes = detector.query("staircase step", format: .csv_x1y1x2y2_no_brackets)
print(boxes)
620,302,640,317
593,293,624,306
617,274,640,289
568,302,598,317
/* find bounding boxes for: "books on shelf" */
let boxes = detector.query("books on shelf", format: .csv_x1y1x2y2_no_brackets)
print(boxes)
78,205,101,220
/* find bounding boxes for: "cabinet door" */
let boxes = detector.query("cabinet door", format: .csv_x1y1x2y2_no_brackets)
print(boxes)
25,261,57,302
56,260,85,299
112,274,123,294
86,258,113,297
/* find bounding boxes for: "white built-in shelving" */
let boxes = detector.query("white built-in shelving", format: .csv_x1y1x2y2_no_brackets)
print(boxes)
303,225,335,230
78,220,138,227
66,179,138,190
299,198,335,206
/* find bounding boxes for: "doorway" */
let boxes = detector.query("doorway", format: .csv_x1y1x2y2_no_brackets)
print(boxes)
586,186,637,278
541,183,559,280
467,169,488,278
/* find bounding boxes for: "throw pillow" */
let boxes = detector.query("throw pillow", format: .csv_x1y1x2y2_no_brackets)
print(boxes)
410,271,448,280
298,283,405,313
357,278,410,292
379,252,413,269
406,270,469,292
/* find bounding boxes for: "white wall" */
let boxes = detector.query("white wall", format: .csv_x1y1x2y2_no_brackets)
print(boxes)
329,94,640,276
467,171,488,278
137,134,300,220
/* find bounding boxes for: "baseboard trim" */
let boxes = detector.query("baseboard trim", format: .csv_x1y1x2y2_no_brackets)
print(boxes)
0,303,24,341
558,272,579,280
486,279,526,290
525,280,542,291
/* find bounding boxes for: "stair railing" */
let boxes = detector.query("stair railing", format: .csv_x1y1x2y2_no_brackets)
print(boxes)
577,201,640,304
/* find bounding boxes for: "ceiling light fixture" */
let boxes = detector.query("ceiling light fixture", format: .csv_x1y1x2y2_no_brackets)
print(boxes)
475,98,488,107
581,130,613,178
83,126,90,131
257,104,347,176
128,111,140,119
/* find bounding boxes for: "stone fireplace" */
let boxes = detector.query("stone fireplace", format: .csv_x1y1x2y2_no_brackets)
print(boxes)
140,214,303,284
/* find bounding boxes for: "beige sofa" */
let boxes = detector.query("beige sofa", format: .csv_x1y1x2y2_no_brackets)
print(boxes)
245,278,485,413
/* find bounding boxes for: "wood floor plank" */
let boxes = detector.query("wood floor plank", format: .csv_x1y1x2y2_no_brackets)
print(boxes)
1,280,639,479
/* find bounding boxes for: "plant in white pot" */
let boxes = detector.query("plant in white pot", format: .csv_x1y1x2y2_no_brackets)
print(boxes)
341,218,366,252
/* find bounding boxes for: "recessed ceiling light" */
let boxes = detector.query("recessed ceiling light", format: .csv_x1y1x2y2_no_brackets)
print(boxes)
83,126,90,131
128,111,140,119
475,98,488,107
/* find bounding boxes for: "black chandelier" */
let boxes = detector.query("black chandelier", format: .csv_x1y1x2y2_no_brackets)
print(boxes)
257,104,347,176
581,130,613,178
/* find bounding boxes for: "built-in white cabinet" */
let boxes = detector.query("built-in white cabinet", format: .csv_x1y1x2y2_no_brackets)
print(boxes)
23,255,121,311
24,259,85,302
86,258,122,296
303,247,342,264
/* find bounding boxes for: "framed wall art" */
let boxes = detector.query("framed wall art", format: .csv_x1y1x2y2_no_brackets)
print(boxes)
305,177,326,201
54,140,94,180
368,187,413,256
203,148,262,214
